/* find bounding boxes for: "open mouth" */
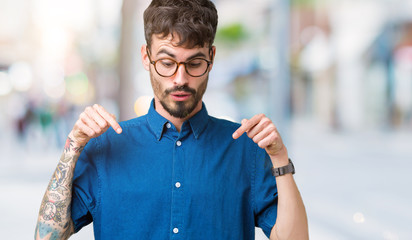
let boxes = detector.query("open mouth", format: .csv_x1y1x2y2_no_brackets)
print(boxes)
170,92,192,101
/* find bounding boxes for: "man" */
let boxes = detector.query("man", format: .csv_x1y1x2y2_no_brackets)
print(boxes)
35,0,308,239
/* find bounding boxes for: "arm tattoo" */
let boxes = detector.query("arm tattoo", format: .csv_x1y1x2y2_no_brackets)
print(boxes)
64,137,85,153
39,195,69,222
35,220,73,240
35,137,85,239
63,138,73,153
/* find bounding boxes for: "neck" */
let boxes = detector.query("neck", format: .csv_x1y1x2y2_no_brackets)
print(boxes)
154,99,202,132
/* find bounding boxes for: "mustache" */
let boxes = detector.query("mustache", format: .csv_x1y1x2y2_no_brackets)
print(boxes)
165,85,196,95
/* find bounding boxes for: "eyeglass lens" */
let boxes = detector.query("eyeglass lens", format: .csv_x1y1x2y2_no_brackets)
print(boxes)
155,58,209,77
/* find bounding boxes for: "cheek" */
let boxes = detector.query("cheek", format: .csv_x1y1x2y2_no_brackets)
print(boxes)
150,72,163,95
196,77,208,96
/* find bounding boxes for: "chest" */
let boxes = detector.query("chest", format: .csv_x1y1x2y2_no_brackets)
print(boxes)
99,135,252,207
93,127,257,239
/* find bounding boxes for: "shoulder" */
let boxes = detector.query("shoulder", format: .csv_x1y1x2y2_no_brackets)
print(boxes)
206,116,254,146
88,115,148,147
104,115,147,137
208,116,241,131
208,115,266,151
119,115,147,129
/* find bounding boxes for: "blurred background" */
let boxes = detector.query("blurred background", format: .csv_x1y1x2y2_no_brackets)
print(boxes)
1,0,412,239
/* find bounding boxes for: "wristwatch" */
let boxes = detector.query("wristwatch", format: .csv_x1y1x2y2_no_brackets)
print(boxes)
272,159,295,177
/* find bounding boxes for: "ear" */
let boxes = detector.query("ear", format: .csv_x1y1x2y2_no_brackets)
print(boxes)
209,46,216,71
141,44,150,71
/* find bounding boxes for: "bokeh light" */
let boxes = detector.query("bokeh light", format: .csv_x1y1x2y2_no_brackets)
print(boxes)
42,66,66,99
43,80,66,100
353,212,365,224
9,62,33,92
0,71,12,96
383,230,400,240
65,72,89,96
134,95,152,117
65,72,94,105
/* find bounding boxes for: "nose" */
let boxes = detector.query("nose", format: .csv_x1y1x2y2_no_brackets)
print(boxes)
172,63,189,86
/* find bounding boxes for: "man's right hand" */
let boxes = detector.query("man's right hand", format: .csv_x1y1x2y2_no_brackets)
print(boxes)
70,104,122,146
35,104,121,240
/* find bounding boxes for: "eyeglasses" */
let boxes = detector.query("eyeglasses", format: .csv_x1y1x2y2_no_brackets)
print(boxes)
146,49,213,78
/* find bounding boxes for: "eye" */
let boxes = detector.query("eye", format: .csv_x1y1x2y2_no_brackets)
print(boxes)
187,59,205,68
158,59,176,68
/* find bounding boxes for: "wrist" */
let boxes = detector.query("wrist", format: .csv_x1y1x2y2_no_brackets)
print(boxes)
272,158,295,177
68,131,88,146
65,132,86,154
269,146,289,168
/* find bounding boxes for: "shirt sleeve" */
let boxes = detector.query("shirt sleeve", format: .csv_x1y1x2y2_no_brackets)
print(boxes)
71,138,100,233
253,146,278,238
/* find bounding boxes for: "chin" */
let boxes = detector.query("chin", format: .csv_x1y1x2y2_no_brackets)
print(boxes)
165,99,199,119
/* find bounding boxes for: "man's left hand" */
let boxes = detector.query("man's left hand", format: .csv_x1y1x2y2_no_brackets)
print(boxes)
232,114,286,157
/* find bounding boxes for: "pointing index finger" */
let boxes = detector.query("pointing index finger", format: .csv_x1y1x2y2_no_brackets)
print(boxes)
94,104,122,134
232,115,262,139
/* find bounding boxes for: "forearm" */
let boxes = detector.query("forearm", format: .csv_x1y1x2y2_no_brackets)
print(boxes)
232,114,308,239
270,155,308,240
35,134,85,240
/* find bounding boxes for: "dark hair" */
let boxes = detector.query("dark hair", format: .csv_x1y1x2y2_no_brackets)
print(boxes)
144,0,218,49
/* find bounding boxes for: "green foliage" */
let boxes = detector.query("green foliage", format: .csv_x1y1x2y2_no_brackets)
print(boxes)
65,72,89,95
291,0,317,7
216,23,248,44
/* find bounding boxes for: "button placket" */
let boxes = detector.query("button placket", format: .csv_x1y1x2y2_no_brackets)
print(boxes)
171,137,184,239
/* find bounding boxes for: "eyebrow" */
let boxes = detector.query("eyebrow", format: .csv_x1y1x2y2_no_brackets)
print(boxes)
156,49,207,60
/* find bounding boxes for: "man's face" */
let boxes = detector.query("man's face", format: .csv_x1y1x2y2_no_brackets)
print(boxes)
142,34,215,119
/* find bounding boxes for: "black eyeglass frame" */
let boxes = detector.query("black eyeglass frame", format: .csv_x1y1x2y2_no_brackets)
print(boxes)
146,48,214,78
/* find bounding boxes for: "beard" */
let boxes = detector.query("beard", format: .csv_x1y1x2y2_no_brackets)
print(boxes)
150,71,208,119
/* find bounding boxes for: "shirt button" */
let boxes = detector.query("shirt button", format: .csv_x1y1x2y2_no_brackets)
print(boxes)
175,182,181,188
176,141,182,146
166,123,171,129
173,228,179,234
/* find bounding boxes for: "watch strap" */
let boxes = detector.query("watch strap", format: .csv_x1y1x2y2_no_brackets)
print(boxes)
272,159,295,177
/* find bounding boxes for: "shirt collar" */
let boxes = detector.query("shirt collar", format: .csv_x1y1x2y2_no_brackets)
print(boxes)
146,100,169,141
146,99,209,141
187,102,209,139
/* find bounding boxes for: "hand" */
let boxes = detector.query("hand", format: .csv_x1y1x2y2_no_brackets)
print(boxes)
232,114,286,157
70,104,122,146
